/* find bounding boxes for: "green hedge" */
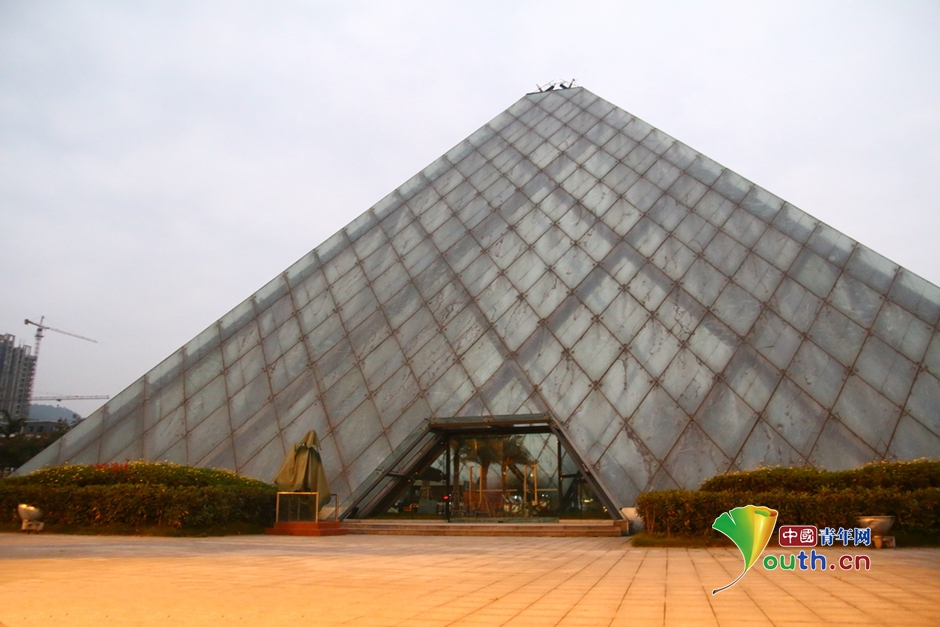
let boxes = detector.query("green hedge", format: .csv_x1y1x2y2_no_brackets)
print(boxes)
2,461,272,489
637,487,940,537
699,459,940,493
0,462,276,529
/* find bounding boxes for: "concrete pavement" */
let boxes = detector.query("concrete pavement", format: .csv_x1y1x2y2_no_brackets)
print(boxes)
0,533,938,626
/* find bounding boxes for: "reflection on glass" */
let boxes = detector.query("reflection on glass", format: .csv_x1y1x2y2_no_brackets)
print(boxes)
371,433,606,521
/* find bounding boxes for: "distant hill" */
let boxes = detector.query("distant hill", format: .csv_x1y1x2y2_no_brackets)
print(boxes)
28,404,82,424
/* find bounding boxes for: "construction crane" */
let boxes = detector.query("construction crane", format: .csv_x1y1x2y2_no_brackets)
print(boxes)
24,317,97,362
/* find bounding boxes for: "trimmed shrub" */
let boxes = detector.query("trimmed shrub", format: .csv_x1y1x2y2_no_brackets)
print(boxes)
637,487,940,537
699,459,940,493
0,462,276,529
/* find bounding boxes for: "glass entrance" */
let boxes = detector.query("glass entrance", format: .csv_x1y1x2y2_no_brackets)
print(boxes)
370,430,607,521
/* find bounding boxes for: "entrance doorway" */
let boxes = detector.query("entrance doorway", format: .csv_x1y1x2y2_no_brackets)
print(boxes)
339,415,617,522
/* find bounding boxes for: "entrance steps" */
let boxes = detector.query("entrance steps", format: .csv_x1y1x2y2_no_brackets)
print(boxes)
341,519,627,537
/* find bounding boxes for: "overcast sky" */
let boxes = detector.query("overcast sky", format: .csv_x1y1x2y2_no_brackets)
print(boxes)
2,1,938,417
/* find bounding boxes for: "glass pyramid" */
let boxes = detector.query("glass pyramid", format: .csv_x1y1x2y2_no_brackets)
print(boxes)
18,87,940,510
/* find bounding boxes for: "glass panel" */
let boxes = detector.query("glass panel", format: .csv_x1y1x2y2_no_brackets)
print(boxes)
668,173,709,208
218,298,256,345
492,298,539,352
539,356,592,421
516,326,565,386
673,212,717,253
412,333,457,390
828,273,883,328
506,249,547,293
477,275,520,323
703,232,748,277
873,301,933,362
600,289,649,345
185,350,224,400
346,211,378,245
627,262,672,311
524,270,568,319
312,337,354,391
547,295,594,347
711,282,761,336
582,149,618,180
578,220,618,263
926,332,940,379
789,248,839,298
753,226,800,273
491,145,525,174
806,223,855,268
681,258,727,308
807,304,867,367
414,257,457,302
656,288,706,342
603,163,641,197
568,111,600,135
495,190,531,226
764,378,827,456
694,190,735,227
333,401,383,466
600,351,653,418
554,245,594,289
564,137,599,166
906,372,940,440
712,169,751,204
723,344,781,413
736,420,806,470
481,176,514,207
328,264,366,308
772,203,818,244
888,414,940,460
662,424,731,491
629,318,681,379
652,236,695,282
622,116,653,142
543,154,578,184
444,180,477,209
600,197,642,237
695,383,758,458
623,178,662,212
471,213,510,251
568,389,624,464
324,367,370,425
686,155,722,187
188,404,233,465
844,245,898,295
557,203,595,241
625,217,668,257
372,263,410,307
644,159,682,191
601,240,645,285
441,302,486,358
462,332,506,389
628,386,689,461
748,308,802,370
339,286,379,332
769,277,823,333
417,199,453,236
402,238,438,277
723,207,767,248
788,340,849,409
660,348,714,414
349,309,391,359
889,268,940,326
443,236,483,276
662,141,697,170
228,373,270,431
285,250,320,290
741,186,784,222
603,132,638,161
808,419,876,471
533,225,570,266
833,375,901,454
569,321,620,381
647,195,688,232
574,267,619,315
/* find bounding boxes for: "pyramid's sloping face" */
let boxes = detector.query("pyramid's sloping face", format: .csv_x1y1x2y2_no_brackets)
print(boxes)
20,87,940,505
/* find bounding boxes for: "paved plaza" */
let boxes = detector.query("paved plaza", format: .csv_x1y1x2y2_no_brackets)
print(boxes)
0,533,938,626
